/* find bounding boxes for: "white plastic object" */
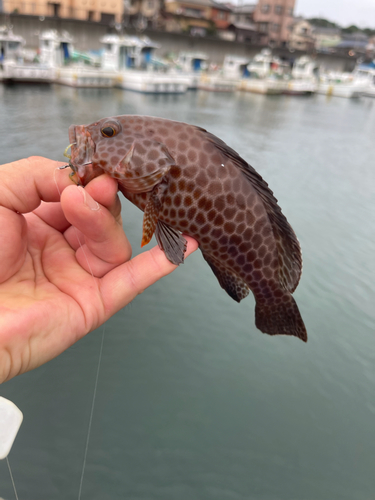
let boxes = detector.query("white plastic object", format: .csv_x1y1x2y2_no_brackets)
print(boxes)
0,397,23,459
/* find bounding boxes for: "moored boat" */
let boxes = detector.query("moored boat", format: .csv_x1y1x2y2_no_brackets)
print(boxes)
174,51,209,89
238,49,288,95
316,72,364,98
283,55,318,95
352,63,375,97
1,27,56,84
39,30,115,88
101,34,189,94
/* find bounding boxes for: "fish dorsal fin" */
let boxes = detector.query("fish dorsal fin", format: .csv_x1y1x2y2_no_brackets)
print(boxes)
203,253,250,303
155,220,187,266
200,129,302,293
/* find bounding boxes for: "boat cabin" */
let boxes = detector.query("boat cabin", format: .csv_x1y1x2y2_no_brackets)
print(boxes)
0,27,24,65
175,52,209,73
248,49,289,79
38,30,74,68
292,56,319,80
222,55,251,79
101,34,160,72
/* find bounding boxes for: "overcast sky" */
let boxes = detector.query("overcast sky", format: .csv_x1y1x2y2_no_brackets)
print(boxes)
295,0,375,28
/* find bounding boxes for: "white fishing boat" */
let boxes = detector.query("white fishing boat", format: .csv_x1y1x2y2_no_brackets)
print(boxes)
238,49,288,95
352,64,375,97
101,34,189,94
0,26,51,82
198,72,238,92
316,72,364,98
0,26,55,83
174,51,209,89
238,77,286,94
283,78,316,95
39,30,115,88
1,26,22,81
284,55,318,95
197,56,248,92
222,55,251,80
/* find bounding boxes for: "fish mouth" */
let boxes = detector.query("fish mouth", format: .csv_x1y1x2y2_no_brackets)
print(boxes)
66,125,96,185
68,124,94,167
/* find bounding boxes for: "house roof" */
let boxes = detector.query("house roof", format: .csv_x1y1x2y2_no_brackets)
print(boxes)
312,26,341,36
336,40,368,49
165,0,213,7
231,3,256,14
228,22,257,32
211,1,232,11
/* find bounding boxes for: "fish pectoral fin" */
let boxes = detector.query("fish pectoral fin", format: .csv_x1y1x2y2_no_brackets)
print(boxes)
202,253,249,303
141,187,162,247
154,220,187,266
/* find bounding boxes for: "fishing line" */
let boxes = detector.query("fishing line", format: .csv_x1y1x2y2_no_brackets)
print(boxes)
54,166,107,499
6,457,19,500
77,324,106,500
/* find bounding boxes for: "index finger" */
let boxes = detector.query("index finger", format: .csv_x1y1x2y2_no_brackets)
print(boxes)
0,156,74,214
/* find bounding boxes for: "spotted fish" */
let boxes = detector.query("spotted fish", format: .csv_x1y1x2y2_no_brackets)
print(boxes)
67,115,307,342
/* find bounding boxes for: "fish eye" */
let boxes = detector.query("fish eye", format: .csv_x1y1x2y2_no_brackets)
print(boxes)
101,126,116,138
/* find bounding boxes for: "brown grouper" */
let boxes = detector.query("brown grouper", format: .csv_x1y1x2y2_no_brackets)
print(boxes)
67,115,307,341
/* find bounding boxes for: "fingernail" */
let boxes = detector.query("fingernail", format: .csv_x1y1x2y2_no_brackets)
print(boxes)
78,186,100,211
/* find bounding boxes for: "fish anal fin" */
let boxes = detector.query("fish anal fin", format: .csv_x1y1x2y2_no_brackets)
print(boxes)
255,294,307,342
155,220,187,265
203,253,249,303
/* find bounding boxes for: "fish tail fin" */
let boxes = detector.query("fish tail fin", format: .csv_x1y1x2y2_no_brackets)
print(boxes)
255,294,307,342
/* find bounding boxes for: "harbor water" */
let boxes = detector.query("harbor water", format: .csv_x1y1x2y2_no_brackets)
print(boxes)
0,84,375,499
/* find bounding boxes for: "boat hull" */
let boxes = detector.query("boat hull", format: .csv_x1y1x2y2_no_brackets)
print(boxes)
1,63,54,83
238,78,285,95
316,82,362,98
55,67,115,88
283,79,316,95
115,71,189,94
198,73,237,92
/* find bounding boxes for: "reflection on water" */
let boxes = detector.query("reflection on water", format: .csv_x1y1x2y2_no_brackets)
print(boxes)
0,85,375,500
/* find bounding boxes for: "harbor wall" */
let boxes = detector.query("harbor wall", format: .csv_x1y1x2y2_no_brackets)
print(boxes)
0,13,357,71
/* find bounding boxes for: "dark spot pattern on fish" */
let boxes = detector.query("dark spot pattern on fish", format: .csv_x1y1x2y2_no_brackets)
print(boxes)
68,115,307,342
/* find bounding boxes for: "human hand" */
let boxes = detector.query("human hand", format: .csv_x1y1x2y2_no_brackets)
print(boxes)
0,157,198,383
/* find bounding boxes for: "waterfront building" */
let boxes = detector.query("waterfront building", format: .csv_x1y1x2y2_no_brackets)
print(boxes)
1,0,123,23
253,0,295,47
230,3,255,25
226,22,260,43
289,18,314,52
210,1,231,30
225,3,259,43
311,26,341,51
366,36,375,59
336,32,368,56
164,0,216,36
125,0,162,30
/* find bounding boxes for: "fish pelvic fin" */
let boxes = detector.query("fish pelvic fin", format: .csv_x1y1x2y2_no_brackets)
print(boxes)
203,253,249,302
255,294,307,342
155,220,187,266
